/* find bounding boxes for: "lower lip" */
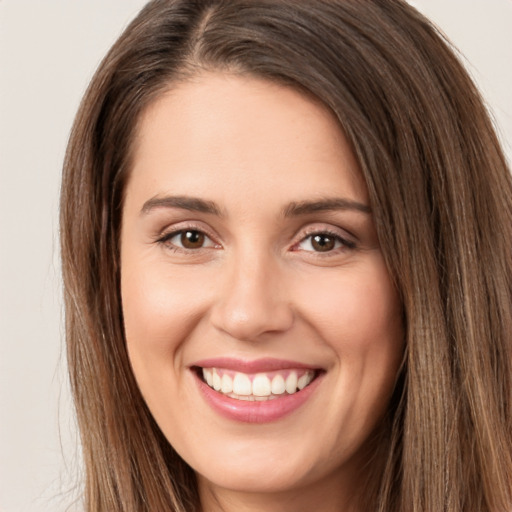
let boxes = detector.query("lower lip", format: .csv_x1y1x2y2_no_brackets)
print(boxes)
194,371,323,423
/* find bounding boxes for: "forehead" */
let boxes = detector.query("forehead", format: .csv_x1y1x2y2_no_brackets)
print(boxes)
126,72,368,211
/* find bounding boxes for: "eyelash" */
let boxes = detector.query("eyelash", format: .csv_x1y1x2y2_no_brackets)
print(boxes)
155,225,219,253
293,228,357,254
155,225,357,254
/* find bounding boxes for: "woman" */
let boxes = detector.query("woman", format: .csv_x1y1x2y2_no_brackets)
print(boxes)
60,0,512,510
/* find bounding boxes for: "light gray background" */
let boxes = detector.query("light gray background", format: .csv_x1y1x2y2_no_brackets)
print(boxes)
1,1,511,511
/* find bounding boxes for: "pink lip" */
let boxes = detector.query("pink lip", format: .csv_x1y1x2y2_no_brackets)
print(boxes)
191,360,324,424
191,357,319,373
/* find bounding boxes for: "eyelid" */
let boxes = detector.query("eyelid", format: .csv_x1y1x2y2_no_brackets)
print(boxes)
154,221,221,250
153,221,357,254
290,224,357,252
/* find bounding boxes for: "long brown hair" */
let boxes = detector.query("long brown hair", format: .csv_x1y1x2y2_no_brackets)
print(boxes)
60,1,512,510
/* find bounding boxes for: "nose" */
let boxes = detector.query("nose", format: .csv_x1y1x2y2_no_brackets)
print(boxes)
210,251,294,341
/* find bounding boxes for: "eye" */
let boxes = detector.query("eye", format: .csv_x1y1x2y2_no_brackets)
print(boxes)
296,232,355,253
160,229,217,250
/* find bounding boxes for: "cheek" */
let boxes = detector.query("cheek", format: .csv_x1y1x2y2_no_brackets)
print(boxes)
295,258,404,415
120,260,211,436
292,260,403,448
122,256,210,348
120,250,208,396
294,261,402,354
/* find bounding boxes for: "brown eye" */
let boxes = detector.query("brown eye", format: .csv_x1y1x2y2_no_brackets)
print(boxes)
159,228,217,252
180,230,205,249
311,234,336,252
296,231,355,253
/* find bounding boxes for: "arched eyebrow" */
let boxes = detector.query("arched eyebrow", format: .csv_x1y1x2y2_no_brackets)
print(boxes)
283,198,371,216
140,195,371,217
141,195,223,216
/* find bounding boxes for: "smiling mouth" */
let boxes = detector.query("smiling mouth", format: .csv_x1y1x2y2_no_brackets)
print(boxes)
195,367,320,401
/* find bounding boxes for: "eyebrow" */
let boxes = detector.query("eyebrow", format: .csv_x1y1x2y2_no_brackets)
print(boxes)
283,198,371,216
140,195,371,217
141,195,223,216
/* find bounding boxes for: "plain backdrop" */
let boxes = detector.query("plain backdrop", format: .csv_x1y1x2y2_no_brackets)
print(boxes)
0,1,511,511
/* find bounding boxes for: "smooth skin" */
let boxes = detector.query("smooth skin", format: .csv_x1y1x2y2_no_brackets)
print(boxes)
120,72,404,512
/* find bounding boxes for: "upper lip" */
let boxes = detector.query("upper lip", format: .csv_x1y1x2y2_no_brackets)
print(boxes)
190,357,321,373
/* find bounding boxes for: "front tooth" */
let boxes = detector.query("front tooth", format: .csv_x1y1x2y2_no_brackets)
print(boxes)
221,373,233,393
202,368,213,387
212,369,222,391
252,374,271,396
285,372,298,394
271,374,286,395
233,372,252,395
297,371,313,390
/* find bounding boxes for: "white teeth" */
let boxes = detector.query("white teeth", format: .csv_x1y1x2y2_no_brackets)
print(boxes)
221,373,233,393
285,372,298,394
202,368,316,398
202,368,213,387
271,374,286,395
252,374,271,396
298,372,313,390
212,371,222,391
233,372,252,395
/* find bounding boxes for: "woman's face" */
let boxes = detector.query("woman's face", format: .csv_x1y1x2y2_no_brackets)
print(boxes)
121,73,403,505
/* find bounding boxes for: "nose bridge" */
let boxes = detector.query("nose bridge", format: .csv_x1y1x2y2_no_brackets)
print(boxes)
210,243,293,341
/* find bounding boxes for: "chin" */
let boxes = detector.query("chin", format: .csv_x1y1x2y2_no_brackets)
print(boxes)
174,426,352,498
195,459,315,495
